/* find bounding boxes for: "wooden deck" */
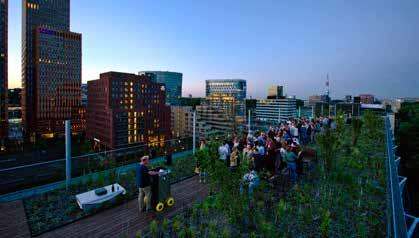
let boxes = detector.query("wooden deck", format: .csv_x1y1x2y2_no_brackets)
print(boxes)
0,176,207,238
39,176,207,238
0,200,31,238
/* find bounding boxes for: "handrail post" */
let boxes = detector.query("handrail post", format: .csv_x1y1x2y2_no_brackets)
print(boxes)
65,120,71,190
192,110,196,155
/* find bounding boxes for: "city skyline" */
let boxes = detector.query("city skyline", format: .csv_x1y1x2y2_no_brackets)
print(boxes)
7,0,419,99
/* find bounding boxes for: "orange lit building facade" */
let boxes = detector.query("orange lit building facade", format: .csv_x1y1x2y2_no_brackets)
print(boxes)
87,72,171,150
32,27,84,137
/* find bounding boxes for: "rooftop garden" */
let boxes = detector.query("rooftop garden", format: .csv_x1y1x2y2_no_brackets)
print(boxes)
136,112,387,237
23,155,196,236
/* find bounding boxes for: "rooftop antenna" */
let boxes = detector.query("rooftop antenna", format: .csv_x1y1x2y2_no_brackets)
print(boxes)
326,74,330,98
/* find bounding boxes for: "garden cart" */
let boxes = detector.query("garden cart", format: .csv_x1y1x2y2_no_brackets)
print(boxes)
150,167,175,212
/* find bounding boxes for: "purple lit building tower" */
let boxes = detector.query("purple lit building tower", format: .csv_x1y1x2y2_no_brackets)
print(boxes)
22,0,84,137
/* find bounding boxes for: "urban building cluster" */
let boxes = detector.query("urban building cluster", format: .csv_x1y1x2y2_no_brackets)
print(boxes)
0,0,409,154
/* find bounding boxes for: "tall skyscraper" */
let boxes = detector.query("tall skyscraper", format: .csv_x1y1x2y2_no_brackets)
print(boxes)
87,72,171,150
22,0,84,137
138,71,182,105
0,0,8,144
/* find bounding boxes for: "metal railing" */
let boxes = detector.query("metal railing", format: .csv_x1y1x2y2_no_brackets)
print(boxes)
385,116,418,238
0,136,194,195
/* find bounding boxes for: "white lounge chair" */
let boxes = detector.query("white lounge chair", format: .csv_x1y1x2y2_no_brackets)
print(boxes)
76,183,126,210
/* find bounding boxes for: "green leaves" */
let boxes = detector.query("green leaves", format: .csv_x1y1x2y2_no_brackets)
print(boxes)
316,128,340,175
320,210,331,238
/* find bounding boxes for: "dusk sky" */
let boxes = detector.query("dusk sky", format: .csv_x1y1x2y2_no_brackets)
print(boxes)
8,0,419,99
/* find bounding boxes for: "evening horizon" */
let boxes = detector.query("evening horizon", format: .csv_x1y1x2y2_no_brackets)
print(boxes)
7,0,419,99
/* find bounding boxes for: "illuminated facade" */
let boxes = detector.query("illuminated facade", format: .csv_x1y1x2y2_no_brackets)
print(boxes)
0,0,7,142
33,28,84,136
138,71,182,105
205,94,237,115
22,0,83,137
255,99,297,122
87,72,171,150
196,105,237,139
205,79,246,116
205,79,246,100
170,106,193,138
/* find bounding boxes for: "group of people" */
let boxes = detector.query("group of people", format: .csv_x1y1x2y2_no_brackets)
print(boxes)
214,117,334,194
137,117,334,212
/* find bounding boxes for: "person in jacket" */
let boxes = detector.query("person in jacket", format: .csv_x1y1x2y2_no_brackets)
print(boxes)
136,156,159,213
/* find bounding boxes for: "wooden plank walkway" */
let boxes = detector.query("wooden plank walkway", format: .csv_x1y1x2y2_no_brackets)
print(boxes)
39,176,207,238
0,200,31,238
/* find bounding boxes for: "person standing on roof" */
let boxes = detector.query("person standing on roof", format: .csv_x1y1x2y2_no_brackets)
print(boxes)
137,156,159,213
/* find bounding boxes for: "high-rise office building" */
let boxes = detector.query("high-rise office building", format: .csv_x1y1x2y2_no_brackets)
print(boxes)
138,71,182,105
81,84,87,106
255,99,297,123
267,85,284,99
205,94,240,116
205,79,246,116
87,72,171,150
0,0,7,143
205,79,246,101
195,105,237,139
22,0,83,137
170,106,193,138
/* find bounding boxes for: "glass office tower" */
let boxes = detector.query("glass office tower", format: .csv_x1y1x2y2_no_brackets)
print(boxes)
139,71,182,105
205,79,247,116
205,79,247,101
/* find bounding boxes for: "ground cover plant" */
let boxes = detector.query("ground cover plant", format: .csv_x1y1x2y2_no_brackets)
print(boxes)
137,113,387,237
24,155,196,236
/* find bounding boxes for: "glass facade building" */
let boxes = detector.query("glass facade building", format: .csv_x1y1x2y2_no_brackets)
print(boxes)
138,71,182,105
0,0,7,141
22,0,83,136
255,99,297,123
205,79,246,101
205,79,247,116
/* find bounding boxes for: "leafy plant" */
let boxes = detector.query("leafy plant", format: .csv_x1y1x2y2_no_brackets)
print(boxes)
149,220,159,238
316,128,339,175
320,210,331,238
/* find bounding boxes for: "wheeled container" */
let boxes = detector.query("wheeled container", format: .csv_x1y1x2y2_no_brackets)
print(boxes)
150,167,175,212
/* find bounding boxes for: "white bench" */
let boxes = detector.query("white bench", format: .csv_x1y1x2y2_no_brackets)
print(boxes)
76,183,126,210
